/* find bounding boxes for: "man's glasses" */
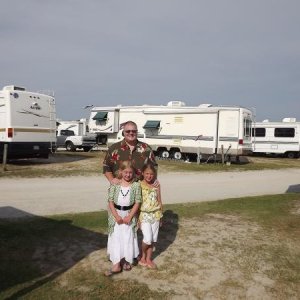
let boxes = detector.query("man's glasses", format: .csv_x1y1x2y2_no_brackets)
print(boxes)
124,130,137,134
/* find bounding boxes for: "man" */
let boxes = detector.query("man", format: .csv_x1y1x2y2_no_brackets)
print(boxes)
103,121,157,184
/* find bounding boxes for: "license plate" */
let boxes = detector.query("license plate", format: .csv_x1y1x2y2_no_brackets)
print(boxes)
33,145,40,150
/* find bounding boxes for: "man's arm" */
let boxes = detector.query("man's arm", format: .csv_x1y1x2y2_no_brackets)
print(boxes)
103,147,119,184
104,171,120,184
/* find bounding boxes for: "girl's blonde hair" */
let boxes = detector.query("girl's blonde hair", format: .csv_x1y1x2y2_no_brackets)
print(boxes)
117,160,136,180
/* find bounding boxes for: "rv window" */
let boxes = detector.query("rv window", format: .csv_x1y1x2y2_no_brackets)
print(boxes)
274,128,295,138
143,120,160,129
60,130,75,136
92,111,108,121
252,128,266,137
244,118,252,137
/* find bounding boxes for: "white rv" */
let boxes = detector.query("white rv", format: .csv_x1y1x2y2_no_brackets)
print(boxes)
252,118,300,159
88,101,253,161
0,85,56,160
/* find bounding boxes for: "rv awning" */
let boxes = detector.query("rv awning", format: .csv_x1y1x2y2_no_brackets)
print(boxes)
143,120,160,129
92,112,108,121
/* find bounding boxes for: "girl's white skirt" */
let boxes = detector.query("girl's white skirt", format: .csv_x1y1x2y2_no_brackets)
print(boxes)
107,209,139,265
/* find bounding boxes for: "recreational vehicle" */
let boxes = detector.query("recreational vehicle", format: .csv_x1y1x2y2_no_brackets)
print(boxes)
0,85,56,160
252,118,300,159
88,101,253,161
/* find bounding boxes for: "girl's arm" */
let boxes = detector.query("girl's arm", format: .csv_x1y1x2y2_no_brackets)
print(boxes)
123,202,140,225
108,201,123,224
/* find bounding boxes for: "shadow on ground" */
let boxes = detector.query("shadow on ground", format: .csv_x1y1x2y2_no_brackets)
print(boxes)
0,207,106,299
7,152,93,166
286,184,300,193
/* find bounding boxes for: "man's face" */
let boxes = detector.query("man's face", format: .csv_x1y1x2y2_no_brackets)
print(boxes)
123,124,138,143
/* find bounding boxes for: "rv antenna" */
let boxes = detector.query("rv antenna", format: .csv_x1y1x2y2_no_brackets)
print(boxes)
83,105,94,109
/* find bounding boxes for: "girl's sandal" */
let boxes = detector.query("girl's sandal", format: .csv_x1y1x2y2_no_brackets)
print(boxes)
123,262,132,271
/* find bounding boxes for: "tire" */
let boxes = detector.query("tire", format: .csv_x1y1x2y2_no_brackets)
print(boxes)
286,152,298,159
160,150,169,158
66,142,76,152
172,151,182,160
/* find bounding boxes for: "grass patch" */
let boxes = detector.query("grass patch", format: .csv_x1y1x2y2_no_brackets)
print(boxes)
1,194,300,299
1,151,300,178
166,193,300,230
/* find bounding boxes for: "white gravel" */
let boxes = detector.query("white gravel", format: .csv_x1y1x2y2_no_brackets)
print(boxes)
1,169,300,218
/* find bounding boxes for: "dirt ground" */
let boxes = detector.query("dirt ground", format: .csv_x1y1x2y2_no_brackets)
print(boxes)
1,168,300,218
28,206,299,300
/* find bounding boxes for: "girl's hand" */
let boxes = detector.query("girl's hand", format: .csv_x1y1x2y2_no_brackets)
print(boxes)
123,215,132,225
159,219,163,227
115,215,123,224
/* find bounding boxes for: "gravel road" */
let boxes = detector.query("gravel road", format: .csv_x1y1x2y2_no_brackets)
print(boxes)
1,169,300,218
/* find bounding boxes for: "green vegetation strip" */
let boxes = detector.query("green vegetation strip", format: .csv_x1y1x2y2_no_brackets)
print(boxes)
1,151,300,178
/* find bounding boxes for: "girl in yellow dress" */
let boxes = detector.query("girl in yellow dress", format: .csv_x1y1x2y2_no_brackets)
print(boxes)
138,164,163,269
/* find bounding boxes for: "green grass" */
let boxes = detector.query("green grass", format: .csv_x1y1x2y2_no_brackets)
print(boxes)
1,193,300,299
167,193,300,227
1,151,300,178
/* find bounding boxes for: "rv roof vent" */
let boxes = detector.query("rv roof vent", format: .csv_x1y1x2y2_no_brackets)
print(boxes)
262,119,270,122
198,104,213,108
3,85,26,91
167,101,186,107
282,117,296,122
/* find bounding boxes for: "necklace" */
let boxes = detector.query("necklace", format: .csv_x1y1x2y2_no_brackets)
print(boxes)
120,187,130,198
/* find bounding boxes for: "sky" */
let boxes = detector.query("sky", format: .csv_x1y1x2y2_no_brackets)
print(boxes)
1,0,299,122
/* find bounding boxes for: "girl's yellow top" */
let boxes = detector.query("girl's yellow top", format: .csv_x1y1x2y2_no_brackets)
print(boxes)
139,181,163,223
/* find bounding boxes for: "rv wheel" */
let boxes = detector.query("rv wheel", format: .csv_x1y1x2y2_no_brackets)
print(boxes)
160,150,169,158
286,152,297,159
66,142,76,152
172,151,182,160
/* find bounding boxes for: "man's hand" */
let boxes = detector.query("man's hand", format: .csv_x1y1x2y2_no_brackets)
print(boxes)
153,179,160,188
110,178,120,185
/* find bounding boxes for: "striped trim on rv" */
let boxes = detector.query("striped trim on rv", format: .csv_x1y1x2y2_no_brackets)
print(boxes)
137,134,214,141
0,128,56,133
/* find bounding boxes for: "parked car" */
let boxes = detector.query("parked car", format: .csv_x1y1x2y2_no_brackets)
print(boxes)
56,129,75,148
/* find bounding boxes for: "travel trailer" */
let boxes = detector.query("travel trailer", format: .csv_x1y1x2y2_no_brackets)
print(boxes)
252,118,300,158
0,85,56,160
88,101,253,161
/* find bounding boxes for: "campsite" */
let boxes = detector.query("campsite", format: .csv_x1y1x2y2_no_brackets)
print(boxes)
1,151,300,299
1,84,300,299
1,1,300,298
1,85,300,299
